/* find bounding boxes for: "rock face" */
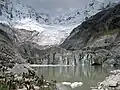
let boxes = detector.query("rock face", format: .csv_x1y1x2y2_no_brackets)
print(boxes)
0,23,16,68
61,4,120,66
0,23,27,70
19,44,76,65
93,70,120,90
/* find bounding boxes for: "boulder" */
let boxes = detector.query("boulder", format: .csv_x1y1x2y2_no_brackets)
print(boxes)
91,53,106,65
102,59,117,67
94,70,120,90
10,64,33,74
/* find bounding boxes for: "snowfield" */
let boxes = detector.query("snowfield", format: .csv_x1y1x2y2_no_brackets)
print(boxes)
13,18,78,45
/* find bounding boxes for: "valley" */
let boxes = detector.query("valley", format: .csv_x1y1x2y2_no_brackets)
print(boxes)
0,0,120,90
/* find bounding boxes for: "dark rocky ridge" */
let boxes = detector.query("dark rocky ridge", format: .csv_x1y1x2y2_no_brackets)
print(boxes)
0,23,16,69
61,4,120,50
0,23,29,70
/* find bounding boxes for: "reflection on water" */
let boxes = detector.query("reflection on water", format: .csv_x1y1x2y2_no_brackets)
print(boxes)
33,64,115,90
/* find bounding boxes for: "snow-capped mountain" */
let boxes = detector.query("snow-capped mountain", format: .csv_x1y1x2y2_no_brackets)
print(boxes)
0,0,51,25
0,0,116,26
51,0,117,25
0,0,118,45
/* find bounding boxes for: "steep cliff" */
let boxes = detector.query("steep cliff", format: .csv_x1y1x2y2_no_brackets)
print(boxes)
0,23,24,69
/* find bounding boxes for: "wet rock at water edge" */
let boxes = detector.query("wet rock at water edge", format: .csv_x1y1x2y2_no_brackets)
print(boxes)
92,69,120,90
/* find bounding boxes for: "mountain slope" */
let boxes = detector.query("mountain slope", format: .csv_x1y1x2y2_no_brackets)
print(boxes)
0,23,26,68
0,0,118,26
0,0,50,24
60,3,120,66
61,3,120,50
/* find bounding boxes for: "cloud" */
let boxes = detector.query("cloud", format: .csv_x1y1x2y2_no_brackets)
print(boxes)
19,0,120,16
19,0,89,16
21,0,88,9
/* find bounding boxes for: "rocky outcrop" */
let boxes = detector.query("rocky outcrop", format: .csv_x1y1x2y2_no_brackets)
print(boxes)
18,44,75,65
0,23,15,68
92,70,120,90
0,23,27,70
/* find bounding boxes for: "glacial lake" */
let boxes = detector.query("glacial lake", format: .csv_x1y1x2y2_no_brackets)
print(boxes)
32,65,115,90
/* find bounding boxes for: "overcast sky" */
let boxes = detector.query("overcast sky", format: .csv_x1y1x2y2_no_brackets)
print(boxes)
20,0,88,14
19,0,120,16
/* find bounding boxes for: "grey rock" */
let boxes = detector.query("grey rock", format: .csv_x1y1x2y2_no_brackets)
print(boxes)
10,64,33,74
94,70,120,90
108,80,117,87
110,70,120,75
102,59,117,67
93,52,107,65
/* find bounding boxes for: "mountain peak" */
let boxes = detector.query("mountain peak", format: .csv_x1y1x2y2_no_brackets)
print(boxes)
0,0,118,46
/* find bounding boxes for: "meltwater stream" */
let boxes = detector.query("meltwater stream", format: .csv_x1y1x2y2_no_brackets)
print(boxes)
32,64,115,90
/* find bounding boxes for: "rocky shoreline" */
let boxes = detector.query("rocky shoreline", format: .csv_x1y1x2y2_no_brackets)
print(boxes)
92,70,120,90
0,64,57,90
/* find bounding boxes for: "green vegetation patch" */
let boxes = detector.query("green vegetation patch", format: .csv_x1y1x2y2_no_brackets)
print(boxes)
0,84,8,90
103,29,120,35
